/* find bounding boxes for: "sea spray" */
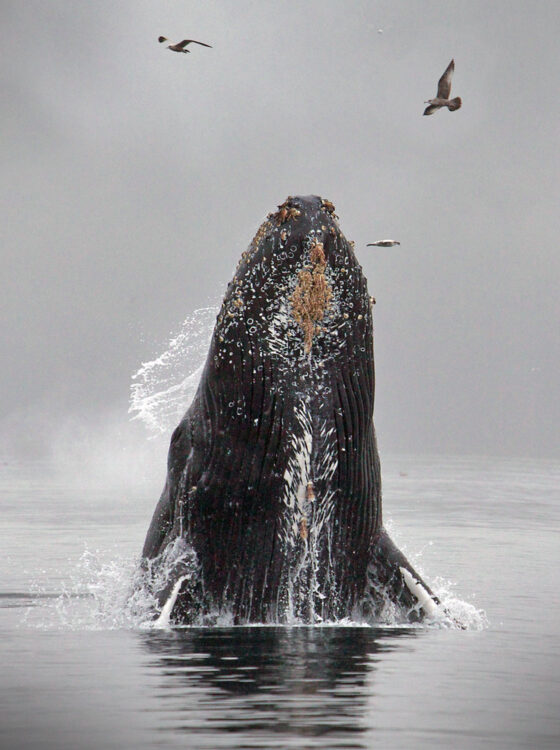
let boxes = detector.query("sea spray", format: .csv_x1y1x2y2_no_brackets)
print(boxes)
129,306,218,436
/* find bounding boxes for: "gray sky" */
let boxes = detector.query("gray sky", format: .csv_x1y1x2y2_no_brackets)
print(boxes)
2,0,559,460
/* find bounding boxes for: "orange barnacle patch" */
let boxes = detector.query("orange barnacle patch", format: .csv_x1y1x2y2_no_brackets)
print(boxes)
321,198,338,218
291,240,333,353
275,198,301,225
276,206,289,224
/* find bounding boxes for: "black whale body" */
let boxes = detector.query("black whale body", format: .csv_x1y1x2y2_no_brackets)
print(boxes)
142,195,440,624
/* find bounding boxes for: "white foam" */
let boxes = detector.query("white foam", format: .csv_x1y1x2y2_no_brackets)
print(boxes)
22,549,158,631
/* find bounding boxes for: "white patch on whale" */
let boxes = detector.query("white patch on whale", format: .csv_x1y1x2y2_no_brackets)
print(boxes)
153,575,191,629
281,402,313,538
400,566,441,617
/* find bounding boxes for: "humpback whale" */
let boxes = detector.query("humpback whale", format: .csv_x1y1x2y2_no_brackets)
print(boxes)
141,195,442,625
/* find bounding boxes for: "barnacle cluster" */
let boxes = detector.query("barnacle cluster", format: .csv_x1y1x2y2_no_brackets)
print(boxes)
274,197,302,225
291,240,333,353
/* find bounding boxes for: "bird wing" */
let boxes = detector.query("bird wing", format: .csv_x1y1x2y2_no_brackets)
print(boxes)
436,59,454,99
423,103,440,116
177,39,212,48
158,36,168,43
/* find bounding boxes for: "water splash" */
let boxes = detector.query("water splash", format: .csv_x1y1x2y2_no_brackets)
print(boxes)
430,576,489,631
129,307,219,436
23,549,155,630
21,544,485,631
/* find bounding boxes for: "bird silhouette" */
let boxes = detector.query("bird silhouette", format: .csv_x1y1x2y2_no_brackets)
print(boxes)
158,36,212,53
423,59,462,116
366,240,400,247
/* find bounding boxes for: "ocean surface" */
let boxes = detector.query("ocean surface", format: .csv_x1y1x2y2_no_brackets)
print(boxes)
1,453,559,750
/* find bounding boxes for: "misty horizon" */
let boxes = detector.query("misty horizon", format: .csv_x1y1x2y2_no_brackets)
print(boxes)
2,1,559,462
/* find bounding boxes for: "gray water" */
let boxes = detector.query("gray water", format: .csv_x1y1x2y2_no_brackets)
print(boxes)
1,455,559,749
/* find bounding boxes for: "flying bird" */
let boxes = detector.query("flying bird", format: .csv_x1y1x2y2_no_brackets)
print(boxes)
423,59,462,116
366,240,401,247
158,36,212,53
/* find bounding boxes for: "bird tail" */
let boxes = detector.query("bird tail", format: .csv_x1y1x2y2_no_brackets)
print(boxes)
158,36,167,43
447,97,462,111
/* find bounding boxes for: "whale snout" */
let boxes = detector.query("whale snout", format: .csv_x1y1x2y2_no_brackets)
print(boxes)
214,195,372,366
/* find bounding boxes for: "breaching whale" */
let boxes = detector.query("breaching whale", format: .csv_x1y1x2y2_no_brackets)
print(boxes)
141,195,441,624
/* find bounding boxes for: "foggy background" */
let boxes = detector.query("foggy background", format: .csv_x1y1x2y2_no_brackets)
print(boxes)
2,0,559,467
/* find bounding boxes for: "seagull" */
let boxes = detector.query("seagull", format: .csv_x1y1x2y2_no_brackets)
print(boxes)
158,36,212,53
366,240,400,247
423,59,462,116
